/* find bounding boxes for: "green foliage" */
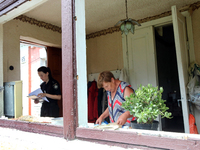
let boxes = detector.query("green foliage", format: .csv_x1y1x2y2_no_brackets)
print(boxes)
122,84,172,124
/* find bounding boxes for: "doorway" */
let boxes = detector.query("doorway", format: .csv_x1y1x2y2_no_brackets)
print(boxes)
20,42,47,117
155,24,184,133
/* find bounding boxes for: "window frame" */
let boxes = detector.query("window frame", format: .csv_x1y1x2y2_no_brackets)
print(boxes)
0,1,199,149
73,0,199,149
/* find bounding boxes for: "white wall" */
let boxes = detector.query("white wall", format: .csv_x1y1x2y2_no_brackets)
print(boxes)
3,19,61,82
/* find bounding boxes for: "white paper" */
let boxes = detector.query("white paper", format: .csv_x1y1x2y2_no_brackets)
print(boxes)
28,88,49,102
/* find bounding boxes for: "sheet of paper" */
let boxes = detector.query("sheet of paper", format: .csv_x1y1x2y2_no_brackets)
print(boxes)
28,88,49,102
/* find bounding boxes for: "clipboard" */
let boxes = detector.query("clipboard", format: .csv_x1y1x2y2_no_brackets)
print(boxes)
28,88,49,102
27,95,44,102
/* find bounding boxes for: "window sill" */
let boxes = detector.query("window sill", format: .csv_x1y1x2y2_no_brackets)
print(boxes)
76,127,200,149
0,119,63,137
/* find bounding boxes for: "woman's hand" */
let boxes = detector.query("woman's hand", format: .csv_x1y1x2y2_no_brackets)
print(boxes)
117,112,129,125
95,108,109,125
95,116,103,125
34,99,39,104
37,93,46,98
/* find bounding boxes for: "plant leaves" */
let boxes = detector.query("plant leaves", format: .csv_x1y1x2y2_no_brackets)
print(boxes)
122,84,173,124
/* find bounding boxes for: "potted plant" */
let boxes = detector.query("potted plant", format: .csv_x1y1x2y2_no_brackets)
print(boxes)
122,84,172,130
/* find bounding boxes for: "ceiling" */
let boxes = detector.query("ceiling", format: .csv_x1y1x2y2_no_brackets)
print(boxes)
23,0,200,35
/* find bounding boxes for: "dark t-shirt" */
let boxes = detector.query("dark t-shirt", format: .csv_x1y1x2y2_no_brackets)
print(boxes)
40,78,61,117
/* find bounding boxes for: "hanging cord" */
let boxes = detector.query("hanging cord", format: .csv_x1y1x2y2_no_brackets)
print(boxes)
125,0,130,78
125,35,130,77
125,0,128,19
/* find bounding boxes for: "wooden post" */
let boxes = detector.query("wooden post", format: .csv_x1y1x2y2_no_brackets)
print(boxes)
62,0,77,140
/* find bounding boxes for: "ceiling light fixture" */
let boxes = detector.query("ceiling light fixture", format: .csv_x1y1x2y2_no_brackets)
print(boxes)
115,0,141,35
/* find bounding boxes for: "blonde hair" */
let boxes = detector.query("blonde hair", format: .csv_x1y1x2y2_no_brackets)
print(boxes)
97,71,115,88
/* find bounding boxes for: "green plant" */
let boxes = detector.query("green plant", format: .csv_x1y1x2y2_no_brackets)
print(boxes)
122,84,172,124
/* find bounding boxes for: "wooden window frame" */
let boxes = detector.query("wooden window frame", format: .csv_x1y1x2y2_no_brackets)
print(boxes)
0,0,29,17
0,119,63,137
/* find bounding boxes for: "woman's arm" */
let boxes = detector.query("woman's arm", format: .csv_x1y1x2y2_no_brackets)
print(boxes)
38,93,61,100
46,93,61,100
124,86,134,98
117,87,134,125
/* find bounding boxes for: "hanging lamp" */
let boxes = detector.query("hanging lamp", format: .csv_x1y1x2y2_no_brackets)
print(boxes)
115,0,141,35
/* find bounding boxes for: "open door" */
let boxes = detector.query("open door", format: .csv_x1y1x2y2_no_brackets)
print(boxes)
126,26,158,90
172,5,189,133
46,47,62,117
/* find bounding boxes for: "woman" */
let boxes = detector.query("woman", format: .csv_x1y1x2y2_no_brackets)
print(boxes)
35,66,61,117
96,71,135,126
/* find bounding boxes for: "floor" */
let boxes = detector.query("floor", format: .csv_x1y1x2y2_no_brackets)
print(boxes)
0,127,141,150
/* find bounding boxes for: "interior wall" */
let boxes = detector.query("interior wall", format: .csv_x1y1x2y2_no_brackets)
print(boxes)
86,32,123,74
191,8,200,134
0,24,3,117
3,19,61,82
192,8,200,64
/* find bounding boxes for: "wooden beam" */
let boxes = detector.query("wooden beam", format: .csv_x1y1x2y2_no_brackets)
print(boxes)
0,0,48,24
0,0,28,17
76,127,200,150
62,0,77,140
0,0,17,11
0,119,63,137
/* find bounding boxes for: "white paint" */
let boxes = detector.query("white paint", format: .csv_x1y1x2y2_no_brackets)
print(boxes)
75,0,88,127
136,15,172,30
125,26,158,90
185,12,196,63
123,26,161,131
20,44,29,116
0,0,48,24
122,35,129,77
172,5,190,133
0,24,3,117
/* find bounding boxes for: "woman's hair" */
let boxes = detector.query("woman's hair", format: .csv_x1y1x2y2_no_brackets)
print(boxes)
97,71,115,88
37,66,53,80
